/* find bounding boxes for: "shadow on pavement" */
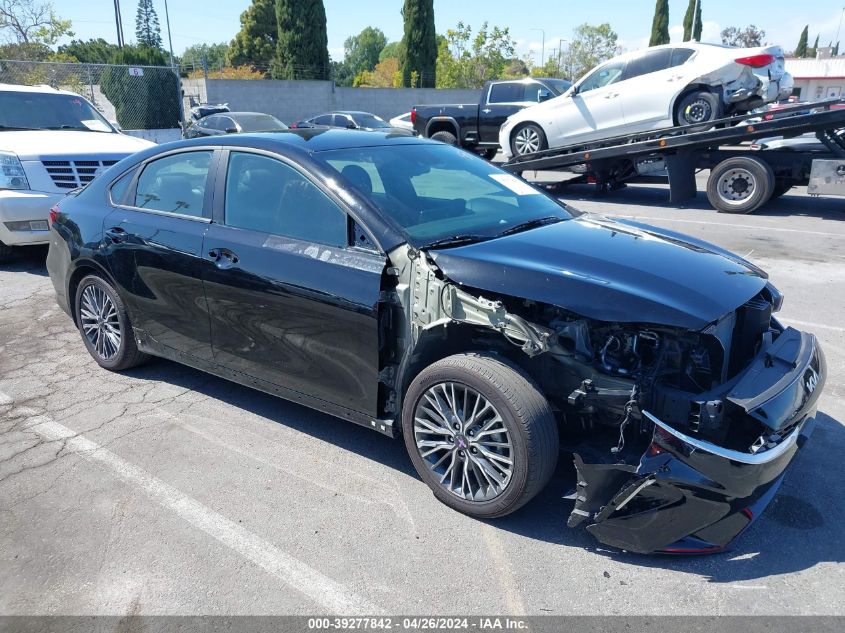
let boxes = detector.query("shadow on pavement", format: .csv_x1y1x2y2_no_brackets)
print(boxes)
0,245,48,275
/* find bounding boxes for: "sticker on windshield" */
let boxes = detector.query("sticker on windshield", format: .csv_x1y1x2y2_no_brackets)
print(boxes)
80,119,111,132
489,173,541,195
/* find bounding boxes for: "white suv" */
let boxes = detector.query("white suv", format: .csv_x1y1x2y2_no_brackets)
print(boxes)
0,83,155,260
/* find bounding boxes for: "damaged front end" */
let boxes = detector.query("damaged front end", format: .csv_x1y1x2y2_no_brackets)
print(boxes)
568,322,825,554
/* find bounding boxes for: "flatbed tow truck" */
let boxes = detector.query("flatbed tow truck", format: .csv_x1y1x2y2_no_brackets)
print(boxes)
502,98,845,214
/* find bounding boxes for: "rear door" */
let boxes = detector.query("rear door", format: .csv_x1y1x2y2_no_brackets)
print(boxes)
545,59,628,145
103,148,217,361
201,149,385,416
620,48,689,128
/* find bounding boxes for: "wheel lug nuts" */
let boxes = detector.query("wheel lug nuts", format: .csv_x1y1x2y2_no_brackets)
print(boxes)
453,424,460,430
471,447,477,454
458,450,465,458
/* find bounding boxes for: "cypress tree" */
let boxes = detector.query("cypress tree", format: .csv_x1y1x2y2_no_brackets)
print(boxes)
272,0,330,80
399,0,437,87
649,0,670,47
809,34,819,58
135,0,162,49
682,0,702,42
795,26,808,57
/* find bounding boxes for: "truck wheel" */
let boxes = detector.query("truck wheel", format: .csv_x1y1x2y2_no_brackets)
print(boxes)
511,123,547,156
402,353,559,519
706,157,775,214
675,90,721,129
0,240,14,263
430,130,458,146
478,148,499,161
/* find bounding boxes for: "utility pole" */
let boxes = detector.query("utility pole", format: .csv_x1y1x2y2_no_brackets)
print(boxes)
112,0,124,48
837,6,845,55
693,0,700,41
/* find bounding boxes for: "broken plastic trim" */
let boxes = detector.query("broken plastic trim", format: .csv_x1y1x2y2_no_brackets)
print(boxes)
643,411,804,465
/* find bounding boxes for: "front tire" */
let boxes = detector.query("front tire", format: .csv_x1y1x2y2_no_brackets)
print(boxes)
75,274,148,371
511,123,547,157
402,353,559,519
706,157,775,214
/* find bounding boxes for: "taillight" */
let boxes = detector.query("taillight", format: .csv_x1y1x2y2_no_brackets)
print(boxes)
410,108,417,125
48,205,60,227
735,54,776,68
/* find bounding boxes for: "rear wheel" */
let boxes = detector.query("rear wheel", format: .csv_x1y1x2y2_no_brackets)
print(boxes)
430,130,458,146
402,353,559,519
511,123,547,157
675,90,721,129
74,274,148,371
706,157,775,214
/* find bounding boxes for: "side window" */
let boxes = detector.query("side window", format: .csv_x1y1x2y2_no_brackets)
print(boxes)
224,152,348,247
624,49,672,80
334,114,353,128
202,116,220,130
523,82,546,102
578,61,626,93
218,116,237,132
487,82,523,103
109,168,136,206
134,151,212,216
313,114,333,126
671,48,695,67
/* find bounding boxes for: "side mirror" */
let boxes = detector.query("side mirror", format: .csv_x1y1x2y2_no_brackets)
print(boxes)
569,85,580,97
538,90,552,102
225,127,238,134
346,122,357,129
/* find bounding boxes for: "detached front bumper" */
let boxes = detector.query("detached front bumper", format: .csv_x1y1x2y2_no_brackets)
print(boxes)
568,327,825,554
0,190,63,247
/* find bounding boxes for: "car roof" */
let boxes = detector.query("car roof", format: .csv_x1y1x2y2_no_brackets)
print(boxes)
0,82,81,96
168,128,433,153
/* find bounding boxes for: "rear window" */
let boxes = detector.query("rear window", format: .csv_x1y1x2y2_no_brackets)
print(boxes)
672,48,695,66
488,83,523,103
625,49,672,80
235,114,287,132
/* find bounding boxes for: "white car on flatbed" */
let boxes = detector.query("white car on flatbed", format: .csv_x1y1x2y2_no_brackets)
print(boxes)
0,83,154,260
500,42,794,158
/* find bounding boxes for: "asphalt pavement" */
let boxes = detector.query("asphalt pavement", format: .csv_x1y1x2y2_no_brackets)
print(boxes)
1,175,843,617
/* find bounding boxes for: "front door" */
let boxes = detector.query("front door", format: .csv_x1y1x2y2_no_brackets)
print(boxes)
103,149,216,361
201,150,384,416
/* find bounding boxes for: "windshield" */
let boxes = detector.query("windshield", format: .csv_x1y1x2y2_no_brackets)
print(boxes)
236,113,288,132
0,91,115,132
316,143,573,247
354,114,391,129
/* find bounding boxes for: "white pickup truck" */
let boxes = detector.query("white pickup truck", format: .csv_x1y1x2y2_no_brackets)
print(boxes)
0,83,155,261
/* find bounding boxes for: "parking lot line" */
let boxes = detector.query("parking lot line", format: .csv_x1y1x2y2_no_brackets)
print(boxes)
23,414,383,615
781,318,845,334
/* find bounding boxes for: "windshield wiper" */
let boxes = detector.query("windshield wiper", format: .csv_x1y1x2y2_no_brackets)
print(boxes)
0,125,41,131
421,234,492,249
498,216,563,237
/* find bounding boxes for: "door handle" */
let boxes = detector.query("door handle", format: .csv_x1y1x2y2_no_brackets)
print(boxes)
667,75,684,82
604,92,619,99
481,108,492,114
105,226,127,243
208,247,239,268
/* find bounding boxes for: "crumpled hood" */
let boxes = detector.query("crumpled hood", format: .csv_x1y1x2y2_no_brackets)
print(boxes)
429,214,768,330
0,130,154,160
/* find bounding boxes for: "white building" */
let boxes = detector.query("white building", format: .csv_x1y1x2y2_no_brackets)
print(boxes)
785,58,845,101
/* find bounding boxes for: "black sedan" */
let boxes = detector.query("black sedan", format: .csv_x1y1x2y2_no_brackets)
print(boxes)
46,130,826,554
185,112,288,138
292,110,412,136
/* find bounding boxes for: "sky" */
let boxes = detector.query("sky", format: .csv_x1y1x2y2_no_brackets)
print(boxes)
50,0,845,64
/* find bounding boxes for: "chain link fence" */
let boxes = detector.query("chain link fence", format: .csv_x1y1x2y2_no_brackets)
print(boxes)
0,59,184,130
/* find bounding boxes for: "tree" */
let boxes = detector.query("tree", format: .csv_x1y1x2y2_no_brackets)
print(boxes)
379,41,401,63
720,25,765,48
353,57,401,87
560,23,620,82
58,38,119,64
809,34,819,58
0,0,72,45
228,0,277,72
134,0,162,49
649,0,670,47
399,0,436,87
343,27,387,79
272,0,330,80
683,0,702,42
181,42,229,73
795,25,808,57
435,22,515,89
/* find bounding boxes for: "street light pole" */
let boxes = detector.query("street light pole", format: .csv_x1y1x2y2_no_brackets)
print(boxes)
530,28,546,68
836,6,845,55
163,0,176,69
693,0,700,42
112,0,124,48
558,38,568,79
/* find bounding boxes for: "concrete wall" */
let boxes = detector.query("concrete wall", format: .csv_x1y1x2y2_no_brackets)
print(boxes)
196,79,482,123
